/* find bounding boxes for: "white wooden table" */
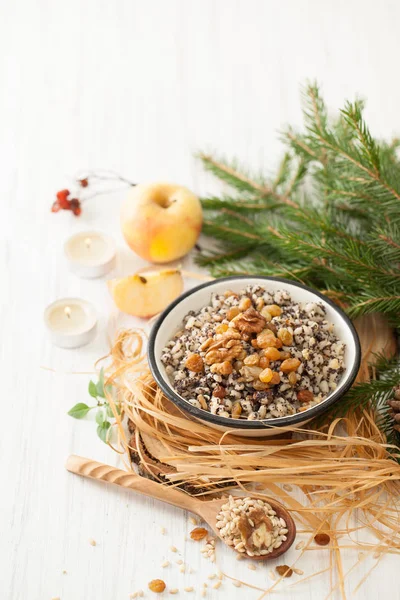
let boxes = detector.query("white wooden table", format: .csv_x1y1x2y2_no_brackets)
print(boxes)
1,1,399,598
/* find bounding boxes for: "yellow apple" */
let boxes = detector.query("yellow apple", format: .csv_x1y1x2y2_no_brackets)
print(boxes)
120,183,203,263
107,267,183,318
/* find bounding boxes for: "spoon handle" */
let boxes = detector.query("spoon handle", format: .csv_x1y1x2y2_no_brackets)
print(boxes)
66,455,198,513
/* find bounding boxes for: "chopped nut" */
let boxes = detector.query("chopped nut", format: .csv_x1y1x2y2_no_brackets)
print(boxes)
198,394,208,410
238,508,273,552
227,306,241,321
259,367,273,383
244,354,260,366
280,358,301,372
185,353,204,372
277,328,293,346
232,307,266,335
241,365,263,382
215,323,229,334
232,402,242,418
263,347,281,361
288,372,297,386
148,579,166,593
297,389,314,403
253,380,269,390
89,538,97,546
239,297,252,311
276,565,293,578
190,527,209,541
257,329,278,349
210,361,233,376
265,304,282,317
314,533,330,546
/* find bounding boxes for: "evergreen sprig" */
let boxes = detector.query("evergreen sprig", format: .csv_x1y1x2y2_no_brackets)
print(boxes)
197,82,400,450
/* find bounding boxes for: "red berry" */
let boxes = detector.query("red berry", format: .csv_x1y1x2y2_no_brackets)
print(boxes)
56,189,71,209
51,200,61,212
70,198,82,216
79,178,89,188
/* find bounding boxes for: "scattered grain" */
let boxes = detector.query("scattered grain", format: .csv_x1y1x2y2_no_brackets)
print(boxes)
161,560,170,568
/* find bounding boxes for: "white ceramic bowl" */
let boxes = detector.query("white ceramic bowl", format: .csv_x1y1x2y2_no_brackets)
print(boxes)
148,276,361,437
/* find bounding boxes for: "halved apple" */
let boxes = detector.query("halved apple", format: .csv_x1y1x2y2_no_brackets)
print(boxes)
107,268,183,318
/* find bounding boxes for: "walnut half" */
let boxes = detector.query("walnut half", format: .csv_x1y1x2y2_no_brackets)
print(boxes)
237,508,273,552
231,307,266,335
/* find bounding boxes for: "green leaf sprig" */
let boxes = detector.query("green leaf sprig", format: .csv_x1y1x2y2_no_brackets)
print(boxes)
67,368,119,444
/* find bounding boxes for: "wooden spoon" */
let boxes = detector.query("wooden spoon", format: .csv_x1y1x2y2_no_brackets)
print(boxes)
66,455,296,560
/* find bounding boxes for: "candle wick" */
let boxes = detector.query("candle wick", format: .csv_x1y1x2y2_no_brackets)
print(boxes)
84,237,92,249
64,306,72,319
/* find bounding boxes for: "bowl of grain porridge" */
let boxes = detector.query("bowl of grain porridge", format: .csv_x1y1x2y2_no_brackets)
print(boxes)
148,277,361,437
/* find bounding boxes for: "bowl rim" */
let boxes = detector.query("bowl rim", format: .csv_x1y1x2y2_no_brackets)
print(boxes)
148,275,361,430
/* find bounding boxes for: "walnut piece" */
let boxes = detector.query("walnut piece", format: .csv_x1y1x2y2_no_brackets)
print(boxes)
238,508,274,552
210,361,233,376
231,307,266,335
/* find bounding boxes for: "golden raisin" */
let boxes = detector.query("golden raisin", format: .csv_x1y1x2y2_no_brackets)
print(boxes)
288,371,297,386
260,307,272,321
279,351,291,360
185,354,204,372
264,304,282,317
244,354,260,366
259,368,273,383
253,380,269,390
259,356,270,369
256,330,277,349
256,297,265,311
275,338,283,349
224,289,238,298
314,533,330,546
232,402,242,418
215,323,229,334
280,358,301,372
190,527,209,541
276,565,293,578
277,328,293,346
263,347,281,361
227,307,241,321
270,372,281,385
239,297,252,311
148,579,166,593
251,339,259,348
211,360,233,376
297,389,314,403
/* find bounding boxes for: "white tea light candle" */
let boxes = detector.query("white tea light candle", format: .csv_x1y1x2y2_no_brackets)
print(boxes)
64,230,116,278
44,298,97,348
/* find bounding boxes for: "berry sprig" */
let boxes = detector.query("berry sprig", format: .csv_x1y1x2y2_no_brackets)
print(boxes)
51,171,135,217
51,183,87,216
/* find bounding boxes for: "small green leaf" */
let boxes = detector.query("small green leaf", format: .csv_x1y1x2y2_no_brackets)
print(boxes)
88,380,98,399
68,403,90,419
96,368,105,398
96,409,105,426
97,421,111,443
